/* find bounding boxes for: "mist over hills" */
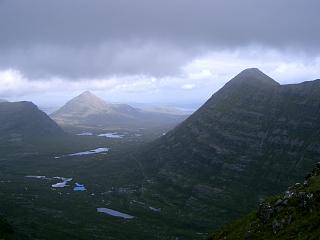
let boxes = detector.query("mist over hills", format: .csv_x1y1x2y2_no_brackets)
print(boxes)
140,68,320,230
51,91,188,130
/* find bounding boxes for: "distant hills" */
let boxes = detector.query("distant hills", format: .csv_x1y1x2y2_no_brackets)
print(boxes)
141,68,320,230
0,99,8,103
0,101,65,142
140,106,194,116
51,91,188,130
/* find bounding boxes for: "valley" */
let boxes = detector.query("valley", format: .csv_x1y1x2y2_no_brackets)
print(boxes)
1,69,320,240
1,2,319,239
0,128,200,239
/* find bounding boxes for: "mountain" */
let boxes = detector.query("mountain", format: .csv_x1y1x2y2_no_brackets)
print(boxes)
51,91,187,130
0,99,8,103
210,162,320,239
0,101,65,141
140,68,320,231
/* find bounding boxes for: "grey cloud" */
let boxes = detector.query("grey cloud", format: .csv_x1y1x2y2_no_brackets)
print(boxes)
0,42,197,79
0,0,319,79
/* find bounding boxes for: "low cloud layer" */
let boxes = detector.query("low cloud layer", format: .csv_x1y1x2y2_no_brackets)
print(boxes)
0,0,319,107
2,48,320,109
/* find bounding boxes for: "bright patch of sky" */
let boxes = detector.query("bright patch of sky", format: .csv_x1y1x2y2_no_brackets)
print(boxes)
1,47,320,110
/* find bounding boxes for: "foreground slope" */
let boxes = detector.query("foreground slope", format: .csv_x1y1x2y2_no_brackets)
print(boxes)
210,163,320,240
51,91,187,130
141,68,320,230
0,101,64,141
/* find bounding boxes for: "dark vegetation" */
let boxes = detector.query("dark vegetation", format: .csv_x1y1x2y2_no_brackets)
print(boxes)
210,163,320,240
0,216,14,240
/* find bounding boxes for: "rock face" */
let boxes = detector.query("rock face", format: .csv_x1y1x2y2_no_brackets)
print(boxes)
209,162,320,239
51,91,187,129
0,101,64,140
141,68,320,230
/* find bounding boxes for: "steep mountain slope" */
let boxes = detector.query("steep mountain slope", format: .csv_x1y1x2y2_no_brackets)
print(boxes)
51,91,187,130
140,68,320,231
210,163,320,240
0,101,64,141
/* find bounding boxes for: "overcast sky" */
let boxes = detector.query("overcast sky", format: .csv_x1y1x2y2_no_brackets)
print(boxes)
0,0,320,110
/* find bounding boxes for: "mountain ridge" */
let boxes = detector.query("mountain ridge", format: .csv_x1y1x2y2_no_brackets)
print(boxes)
0,101,65,141
228,68,279,85
139,69,320,232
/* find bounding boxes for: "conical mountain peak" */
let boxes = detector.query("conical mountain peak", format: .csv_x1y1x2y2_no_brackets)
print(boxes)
229,68,279,87
79,90,95,97
51,91,109,118
77,91,102,100
73,91,107,105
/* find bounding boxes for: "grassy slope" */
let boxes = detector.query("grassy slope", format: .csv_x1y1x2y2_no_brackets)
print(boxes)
209,163,320,240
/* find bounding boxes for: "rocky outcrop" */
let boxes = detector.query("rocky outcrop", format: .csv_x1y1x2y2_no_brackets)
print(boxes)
210,162,320,239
